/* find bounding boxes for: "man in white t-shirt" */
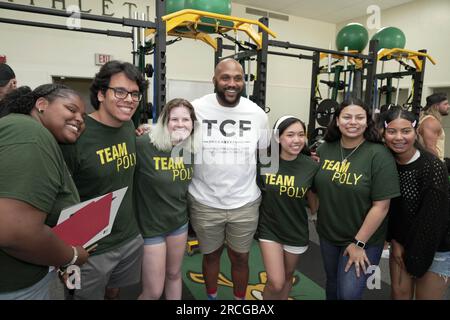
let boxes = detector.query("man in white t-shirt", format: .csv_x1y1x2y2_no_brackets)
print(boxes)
188,58,269,300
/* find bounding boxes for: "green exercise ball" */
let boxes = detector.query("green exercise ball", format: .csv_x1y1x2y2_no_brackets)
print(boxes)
166,0,185,14
185,0,233,33
165,0,190,32
336,23,369,52
371,27,406,49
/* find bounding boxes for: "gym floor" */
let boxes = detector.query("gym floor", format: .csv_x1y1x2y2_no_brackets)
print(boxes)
51,217,433,300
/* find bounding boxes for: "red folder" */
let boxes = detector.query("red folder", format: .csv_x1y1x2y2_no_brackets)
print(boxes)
52,193,113,246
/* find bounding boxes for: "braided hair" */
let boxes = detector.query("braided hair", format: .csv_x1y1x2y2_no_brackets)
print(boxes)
0,83,80,118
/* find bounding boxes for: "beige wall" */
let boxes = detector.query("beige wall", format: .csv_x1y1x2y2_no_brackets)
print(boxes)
337,0,450,103
0,0,336,128
1,1,448,127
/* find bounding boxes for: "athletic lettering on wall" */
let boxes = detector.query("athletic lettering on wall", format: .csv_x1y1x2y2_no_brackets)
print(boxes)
96,142,136,172
3,0,153,20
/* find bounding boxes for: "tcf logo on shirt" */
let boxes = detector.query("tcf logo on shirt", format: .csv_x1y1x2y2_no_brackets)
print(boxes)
96,142,136,172
203,119,251,137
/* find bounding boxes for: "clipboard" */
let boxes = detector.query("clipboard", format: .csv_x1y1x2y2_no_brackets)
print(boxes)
52,187,128,248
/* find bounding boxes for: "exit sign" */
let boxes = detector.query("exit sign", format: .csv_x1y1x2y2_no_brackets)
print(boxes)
95,54,112,66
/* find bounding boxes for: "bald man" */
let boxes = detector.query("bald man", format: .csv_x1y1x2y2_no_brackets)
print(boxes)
0,64,17,101
188,58,269,300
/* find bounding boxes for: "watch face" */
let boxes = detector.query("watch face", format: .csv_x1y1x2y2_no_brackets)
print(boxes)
354,239,365,248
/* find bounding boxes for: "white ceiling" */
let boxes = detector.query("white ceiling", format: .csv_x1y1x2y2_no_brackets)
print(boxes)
232,0,416,23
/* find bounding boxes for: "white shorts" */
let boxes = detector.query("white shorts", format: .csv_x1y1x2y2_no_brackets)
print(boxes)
259,238,308,255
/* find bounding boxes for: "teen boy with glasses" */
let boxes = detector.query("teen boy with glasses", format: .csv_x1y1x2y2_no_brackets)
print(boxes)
61,61,146,300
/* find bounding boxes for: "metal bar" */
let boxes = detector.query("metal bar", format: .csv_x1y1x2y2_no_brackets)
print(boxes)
222,44,236,51
154,0,167,120
132,12,139,65
246,51,251,98
252,17,268,110
267,51,313,60
0,17,131,38
374,71,416,79
308,51,320,142
215,37,223,69
219,50,257,62
386,77,393,105
364,39,378,109
268,39,370,60
352,69,363,100
412,49,427,116
394,61,402,106
0,1,155,28
140,13,146,47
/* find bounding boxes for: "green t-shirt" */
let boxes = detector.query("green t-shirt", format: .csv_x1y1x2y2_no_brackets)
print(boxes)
60,116,139,255
314,140,400,246
257,154,319,246
134,135,193,238
0,114,79,293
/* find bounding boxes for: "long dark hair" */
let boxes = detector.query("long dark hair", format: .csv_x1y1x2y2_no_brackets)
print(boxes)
324,97,381,143
0,84,80,118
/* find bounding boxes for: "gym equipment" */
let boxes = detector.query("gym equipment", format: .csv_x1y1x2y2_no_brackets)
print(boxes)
309,127,327,150
0,1,155,128
184,0,233,33
336,23,369,52
144,64,154,78
316,99,338,127
165,0,189,32
371,27,406,50
186,239,200,256
166,0,185,13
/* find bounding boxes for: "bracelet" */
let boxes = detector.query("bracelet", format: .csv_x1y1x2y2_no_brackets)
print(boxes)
62,246,78,268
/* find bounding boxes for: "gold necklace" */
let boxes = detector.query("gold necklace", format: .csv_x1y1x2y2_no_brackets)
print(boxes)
340,139,365,165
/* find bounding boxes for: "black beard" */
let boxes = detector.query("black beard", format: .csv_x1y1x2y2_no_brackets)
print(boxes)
214,82,242,107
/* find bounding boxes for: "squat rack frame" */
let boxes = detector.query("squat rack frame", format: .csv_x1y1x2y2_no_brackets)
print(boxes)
215,18,379,141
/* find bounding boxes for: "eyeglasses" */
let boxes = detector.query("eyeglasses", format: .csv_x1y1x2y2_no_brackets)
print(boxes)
107,87,142,102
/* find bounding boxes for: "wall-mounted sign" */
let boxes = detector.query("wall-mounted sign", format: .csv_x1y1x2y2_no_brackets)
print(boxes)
95,53,112,66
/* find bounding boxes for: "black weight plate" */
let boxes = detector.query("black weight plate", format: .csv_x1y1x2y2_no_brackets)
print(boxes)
316,98,338,126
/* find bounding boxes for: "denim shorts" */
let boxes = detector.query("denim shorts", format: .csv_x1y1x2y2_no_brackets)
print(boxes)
143,222,189,246
429,251,450,278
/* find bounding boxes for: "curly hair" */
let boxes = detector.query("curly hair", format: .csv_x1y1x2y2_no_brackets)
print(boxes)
0,83,80,118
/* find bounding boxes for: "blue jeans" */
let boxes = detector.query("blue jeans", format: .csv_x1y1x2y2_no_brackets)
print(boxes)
319,237,383,300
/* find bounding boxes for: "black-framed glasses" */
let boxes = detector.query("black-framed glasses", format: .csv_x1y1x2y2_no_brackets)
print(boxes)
107,87,142,102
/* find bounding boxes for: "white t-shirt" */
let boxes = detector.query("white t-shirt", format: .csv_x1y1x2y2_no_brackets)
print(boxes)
189,94,270,209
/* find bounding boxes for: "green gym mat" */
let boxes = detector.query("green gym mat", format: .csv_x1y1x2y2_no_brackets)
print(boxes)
182,240,325,300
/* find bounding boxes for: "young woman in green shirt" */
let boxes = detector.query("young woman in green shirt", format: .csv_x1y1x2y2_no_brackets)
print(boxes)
257,116,319,299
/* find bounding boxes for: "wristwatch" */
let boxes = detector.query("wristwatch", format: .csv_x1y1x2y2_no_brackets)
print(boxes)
353,238,366,249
